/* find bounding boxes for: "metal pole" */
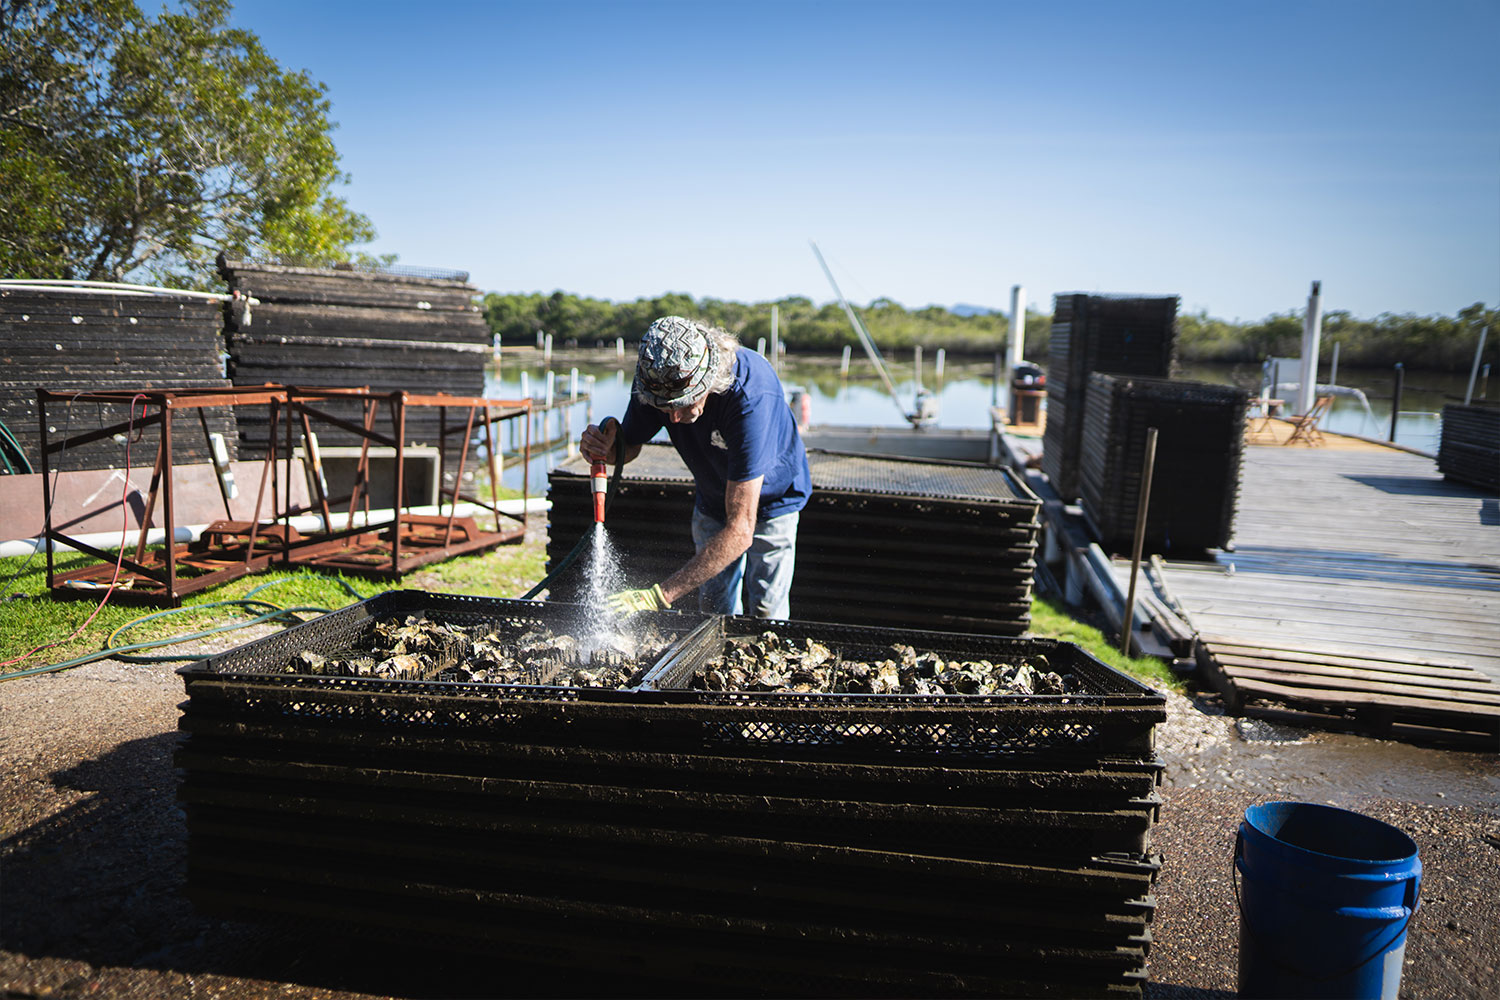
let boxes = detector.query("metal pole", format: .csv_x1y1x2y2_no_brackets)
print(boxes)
1465,328,1488,405
1389,363,1404,443
1330,341,1340,389
1122,427,1159,657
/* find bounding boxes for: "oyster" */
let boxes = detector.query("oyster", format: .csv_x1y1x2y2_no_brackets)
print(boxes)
286,614,677,689
690,631,1078,697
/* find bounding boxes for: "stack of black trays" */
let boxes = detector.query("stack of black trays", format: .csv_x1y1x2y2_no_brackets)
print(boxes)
1080,374,1248,557
547,445,1043,634
1438,403,1500,492
0,286,235,471
216,256,492,490
1043,295,1178,501
176,591,1165,997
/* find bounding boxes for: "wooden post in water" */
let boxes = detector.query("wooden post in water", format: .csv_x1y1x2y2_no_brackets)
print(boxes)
1122,427,1159,658
770,306,780,376
840,345,852,375
1389,363,1404,443
1465,328,1489,405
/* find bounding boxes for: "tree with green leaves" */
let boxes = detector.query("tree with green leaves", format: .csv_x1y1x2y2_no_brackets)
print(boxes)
0,0,387,287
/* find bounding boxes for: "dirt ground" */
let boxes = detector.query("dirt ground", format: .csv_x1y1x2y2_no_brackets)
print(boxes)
2,623,1496,999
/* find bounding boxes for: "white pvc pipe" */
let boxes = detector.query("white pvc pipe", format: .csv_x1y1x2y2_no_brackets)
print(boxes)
0,279,235,302
1008,285,1026,374
1298,280,1323,416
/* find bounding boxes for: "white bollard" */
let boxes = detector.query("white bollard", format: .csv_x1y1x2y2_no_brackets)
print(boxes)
841,345,851,375
616,337,625,360
570,367,579,400
544,333,553,365
520,371,530,400
936,348,945,377
536,330,544,349
757,338,766,357
545,370,555,408
914,345,924,387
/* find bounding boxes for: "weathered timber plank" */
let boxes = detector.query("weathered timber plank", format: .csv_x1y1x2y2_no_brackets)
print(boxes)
1214,655,1497,694
1192,620,1500,667
1205,642,1483,677
1229,676,1500,721
1221,665,1500,706
1173,585,1500,624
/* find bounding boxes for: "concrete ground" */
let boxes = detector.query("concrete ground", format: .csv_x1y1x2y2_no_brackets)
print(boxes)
2,637,1496,999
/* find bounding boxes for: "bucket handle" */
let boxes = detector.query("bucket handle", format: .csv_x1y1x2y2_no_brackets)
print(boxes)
1234,829,1421,984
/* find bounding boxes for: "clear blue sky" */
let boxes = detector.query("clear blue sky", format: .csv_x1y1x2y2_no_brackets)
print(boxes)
227,0,1498,322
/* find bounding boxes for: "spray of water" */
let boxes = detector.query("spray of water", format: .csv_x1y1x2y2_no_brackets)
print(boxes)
578,522,629,660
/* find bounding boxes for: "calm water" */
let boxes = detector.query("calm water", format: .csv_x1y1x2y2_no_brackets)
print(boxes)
485,351,1481,492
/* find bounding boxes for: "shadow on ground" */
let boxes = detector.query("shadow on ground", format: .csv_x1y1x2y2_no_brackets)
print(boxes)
1,732,689,999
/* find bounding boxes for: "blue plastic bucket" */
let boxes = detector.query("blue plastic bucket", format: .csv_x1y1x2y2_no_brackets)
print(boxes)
1236,801,1421,999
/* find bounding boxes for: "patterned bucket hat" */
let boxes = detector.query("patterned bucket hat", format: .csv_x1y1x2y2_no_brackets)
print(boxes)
633,316,724,409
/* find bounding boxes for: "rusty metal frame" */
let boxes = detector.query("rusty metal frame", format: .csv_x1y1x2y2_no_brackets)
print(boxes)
37,386,290,606
275,387,532,579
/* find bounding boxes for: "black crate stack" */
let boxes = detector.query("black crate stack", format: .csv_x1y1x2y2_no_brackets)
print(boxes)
547,445,1042,634
217,257,492,491
1080,374,1248,556
1438,403,1500,492
0,286,235,472
176,591,1165,997
1043,294,1178,500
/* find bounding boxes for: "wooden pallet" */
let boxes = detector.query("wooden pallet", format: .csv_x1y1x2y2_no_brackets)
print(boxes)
1195,635,1500,747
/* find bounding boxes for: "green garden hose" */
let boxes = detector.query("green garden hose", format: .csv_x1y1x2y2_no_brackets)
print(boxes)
0,574,369,682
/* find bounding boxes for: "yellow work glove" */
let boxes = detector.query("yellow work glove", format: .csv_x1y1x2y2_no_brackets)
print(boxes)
606,584,669,615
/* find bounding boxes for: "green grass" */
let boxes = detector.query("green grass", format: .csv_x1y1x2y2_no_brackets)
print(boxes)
0,539,546,674
2,540,1180,693
1029,595,1185,692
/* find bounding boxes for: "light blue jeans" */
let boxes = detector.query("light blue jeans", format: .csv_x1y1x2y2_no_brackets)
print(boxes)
690,507,800,619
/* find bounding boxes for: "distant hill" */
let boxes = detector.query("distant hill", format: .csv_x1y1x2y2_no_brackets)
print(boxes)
950,303,997,317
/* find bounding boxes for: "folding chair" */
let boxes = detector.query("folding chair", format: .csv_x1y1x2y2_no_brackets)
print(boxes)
1246,396,1283,441
1284,395,1332,446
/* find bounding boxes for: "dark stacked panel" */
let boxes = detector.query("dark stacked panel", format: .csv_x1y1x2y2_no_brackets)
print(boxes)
1438,403,1500,492
1080,375,1248,557
633,616,1166,997
0,288,236,472
547,446,1042,635
218,258,492,490
177,592,1165,997
1043,295,1179,500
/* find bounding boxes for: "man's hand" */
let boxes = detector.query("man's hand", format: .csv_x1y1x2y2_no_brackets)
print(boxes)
606,584,669,615
580,416,620,463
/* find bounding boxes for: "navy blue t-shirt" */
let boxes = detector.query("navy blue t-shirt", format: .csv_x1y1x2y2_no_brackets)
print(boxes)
621,348,811,520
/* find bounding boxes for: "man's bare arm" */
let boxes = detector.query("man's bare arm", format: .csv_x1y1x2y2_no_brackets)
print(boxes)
659,476,762,606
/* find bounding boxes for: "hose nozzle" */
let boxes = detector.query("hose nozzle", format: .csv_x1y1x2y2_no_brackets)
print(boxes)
591,459,608,523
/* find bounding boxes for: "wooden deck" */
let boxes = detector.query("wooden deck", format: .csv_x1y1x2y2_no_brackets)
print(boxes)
1123,429,1500,746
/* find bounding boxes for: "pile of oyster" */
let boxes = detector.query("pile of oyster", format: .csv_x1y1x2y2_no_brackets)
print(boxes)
691,631,1078,696
287,614,674,688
